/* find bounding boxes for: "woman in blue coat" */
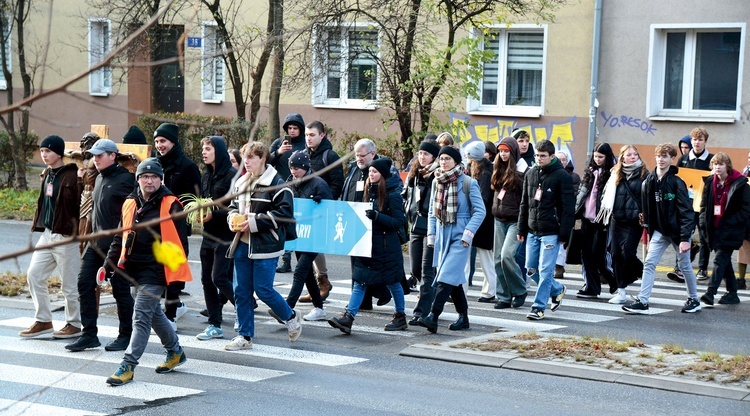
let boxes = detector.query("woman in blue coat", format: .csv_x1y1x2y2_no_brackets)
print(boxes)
417,146,485,333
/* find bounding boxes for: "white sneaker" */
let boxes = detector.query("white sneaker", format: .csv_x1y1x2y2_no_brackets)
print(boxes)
224,335,252,351
303,307,327,321
608,288,628,304
175,303,188,321
168,319,177,332
286,310,302,342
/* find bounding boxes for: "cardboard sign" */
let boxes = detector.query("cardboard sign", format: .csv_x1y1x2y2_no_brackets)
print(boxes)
675,167,710,212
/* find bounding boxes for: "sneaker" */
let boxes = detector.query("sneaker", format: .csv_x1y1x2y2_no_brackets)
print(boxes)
155,347,186,373
575,290,598,299
608,289,628,304
105,336,131,352
200,308,209,318
19,321,53,338
700,292,714,306
303,307,327,321
196,324,224,340
696,269,709,281
622,299,649,314
681,298,702,313
53,324,82,339
276,262,292,273
65,335,101,352
738,279,747,290
526,308,545,320
106,364,134,386
554,265,565,279
268,308,284,324
175,303,188,321
550,285,566,312
494,301,511,309
718,292,740,305
225,335,252,351
666,269,685,283
286,310,302,342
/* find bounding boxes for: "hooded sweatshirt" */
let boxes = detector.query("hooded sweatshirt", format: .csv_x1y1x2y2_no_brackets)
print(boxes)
201,136,238,247
269,113,307,181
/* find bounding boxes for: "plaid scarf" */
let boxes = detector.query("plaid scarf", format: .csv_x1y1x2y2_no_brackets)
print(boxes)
433,164,463,224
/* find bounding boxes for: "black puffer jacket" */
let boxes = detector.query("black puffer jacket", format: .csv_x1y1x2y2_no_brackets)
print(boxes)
699,172,750,250
402,165,436,236
290,170,333,201
201,136,238,247
518,157,575,242
471,158,494,250
89,163,134,251
307,137,344,199
612,172,646,227
641,165,694,245
269,113,306,181
352,175,405,285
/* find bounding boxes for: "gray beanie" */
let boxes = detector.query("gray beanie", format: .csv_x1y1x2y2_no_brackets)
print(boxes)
136,157,164,179
464,141,486,162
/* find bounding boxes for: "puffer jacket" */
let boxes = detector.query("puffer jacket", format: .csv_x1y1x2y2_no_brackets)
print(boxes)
289,170,333,201
699,172,750,250
518,157,575,242
612,170,646,227
641,165,694,245
200,136,238,247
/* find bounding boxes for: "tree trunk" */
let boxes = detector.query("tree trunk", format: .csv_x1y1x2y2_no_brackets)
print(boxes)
248,0,275,136
267,0,284,143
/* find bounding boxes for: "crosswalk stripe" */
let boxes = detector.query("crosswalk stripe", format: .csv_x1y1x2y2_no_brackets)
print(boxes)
0,318,368,367
0,335,290,383
0,398,105,416
0,363,202,401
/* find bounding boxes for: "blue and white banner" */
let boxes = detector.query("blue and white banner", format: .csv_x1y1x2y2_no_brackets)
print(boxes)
285,199,373,257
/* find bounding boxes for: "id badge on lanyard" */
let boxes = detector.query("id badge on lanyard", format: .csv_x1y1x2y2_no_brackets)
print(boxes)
714,205,722,216
534,187,542,201
46,182,54,197
497,189,506,201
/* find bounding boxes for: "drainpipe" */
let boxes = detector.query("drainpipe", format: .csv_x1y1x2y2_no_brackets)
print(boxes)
587,0,603,159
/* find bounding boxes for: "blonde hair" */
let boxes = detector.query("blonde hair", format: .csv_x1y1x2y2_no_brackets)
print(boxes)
690,127,709,141
711,152,732,171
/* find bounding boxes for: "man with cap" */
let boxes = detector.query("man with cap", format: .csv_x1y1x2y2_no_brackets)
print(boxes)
105,157,191,386
153,122,200,329
269,113,307,273
20,135,83,339
66,139,136,352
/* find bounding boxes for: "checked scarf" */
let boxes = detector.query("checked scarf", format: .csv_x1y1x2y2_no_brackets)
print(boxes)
433,164,463,224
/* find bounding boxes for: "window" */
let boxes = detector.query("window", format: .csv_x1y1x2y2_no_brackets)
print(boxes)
0,14,12,90
468,26,546,117
647,24,745,121
201,22,224,103
313,24,379,109
88,19,111,96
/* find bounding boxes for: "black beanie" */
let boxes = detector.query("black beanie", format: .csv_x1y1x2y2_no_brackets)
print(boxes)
418,141,440,159
154,123,180,143
40,135,65,157
288,150,310,171
136,157,164,179
123,125,148,145
369,157,392,179
438,146,462,166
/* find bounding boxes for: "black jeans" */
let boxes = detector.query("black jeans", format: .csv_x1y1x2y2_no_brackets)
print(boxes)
709,248,737,293
78,246,134,338
287,251,323,309
610,222,642,289
580,219,616,295
431,282,468,317
200,244,235,327
409,233,435,318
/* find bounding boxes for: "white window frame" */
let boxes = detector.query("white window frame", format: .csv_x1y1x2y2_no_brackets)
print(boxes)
201,22,225,103
467,24,547,118
646,23,745,123
0,13,12,91
88,18,111,96
312,23,380,110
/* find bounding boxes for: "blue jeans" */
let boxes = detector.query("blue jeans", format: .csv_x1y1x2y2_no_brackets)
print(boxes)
638,230,698,303
123,284,180,367
233,243,293,338
526,233,564,311
494,220,525,302
347,281,405,317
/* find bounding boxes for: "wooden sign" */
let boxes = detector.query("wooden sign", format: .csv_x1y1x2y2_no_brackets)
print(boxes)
91,125,109,139
676,167,710,212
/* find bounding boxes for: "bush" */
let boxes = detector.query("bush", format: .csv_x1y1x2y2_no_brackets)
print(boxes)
0,131,39,188
333,131,405,170
136,113,267,165
0,188,37,220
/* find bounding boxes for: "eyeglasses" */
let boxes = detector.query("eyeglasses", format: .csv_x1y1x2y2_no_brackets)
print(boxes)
355,152,373,159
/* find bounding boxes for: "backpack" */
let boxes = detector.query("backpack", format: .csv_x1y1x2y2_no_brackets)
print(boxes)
461,174,473,215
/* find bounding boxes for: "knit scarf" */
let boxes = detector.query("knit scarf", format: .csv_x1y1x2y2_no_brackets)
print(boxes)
419,161,438,180
596,159,642,225
433,164,463,224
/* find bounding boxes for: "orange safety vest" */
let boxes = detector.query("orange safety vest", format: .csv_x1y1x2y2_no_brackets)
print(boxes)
119,195,192,284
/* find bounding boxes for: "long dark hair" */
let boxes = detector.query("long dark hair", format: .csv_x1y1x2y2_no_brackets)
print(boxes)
470,158,488,180
491,151,520,192
364,176,387,211
581,142,615,196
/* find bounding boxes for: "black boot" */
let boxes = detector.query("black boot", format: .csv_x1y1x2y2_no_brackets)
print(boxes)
738,279,747,290
327,312,354,335
384,313,407,331
276,260,291,273
65,334,101,352
104,335,131,352
417,313,438,334
449,314,470,330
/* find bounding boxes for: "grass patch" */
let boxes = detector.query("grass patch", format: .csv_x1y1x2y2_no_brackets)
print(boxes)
0,188,37,220
0,273,70,297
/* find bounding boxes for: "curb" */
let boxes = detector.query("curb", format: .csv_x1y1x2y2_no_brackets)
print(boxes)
0,294,118,311
399,333,750,402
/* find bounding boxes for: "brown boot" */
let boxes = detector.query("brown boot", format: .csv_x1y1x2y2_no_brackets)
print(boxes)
384,312,407,331
317,273,332,301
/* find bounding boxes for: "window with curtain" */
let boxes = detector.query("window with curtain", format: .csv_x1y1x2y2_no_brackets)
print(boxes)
202,23,225,103
88,19,111,96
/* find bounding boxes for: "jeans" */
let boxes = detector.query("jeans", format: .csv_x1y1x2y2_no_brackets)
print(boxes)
200,244,235,328
78,246,133,338
526,233,564,311
234,242,293,338
287,251,323,309
123,283,180,367
638,230,698,303
346,281,405,317
410,233,435,318
709,248,737,293
494,220,525,303
26,229,81,326
515,232,528,278
467,247,477,285
580,219,615,295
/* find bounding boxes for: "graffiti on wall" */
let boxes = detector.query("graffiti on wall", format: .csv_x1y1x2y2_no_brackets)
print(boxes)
599,110,658,136
449,113,579,164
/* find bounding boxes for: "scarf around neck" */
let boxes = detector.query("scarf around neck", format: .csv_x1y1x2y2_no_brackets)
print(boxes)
433,164,463,224
596,159,642,225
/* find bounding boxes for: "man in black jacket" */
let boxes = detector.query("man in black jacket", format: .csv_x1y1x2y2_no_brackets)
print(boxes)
66,139,135,352
517,140,573,320
623,143,702,315
154,123,201,329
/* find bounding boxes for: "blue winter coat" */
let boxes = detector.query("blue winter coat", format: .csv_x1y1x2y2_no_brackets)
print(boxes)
427,173,486,286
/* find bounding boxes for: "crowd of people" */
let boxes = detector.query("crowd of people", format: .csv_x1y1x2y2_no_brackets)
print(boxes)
16,119,748,385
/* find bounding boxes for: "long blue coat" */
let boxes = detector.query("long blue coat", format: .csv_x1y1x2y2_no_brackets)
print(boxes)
428,173,486,286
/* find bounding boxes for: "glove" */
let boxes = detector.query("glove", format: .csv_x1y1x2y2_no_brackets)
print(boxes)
365,209,378,220
312,195,322,203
